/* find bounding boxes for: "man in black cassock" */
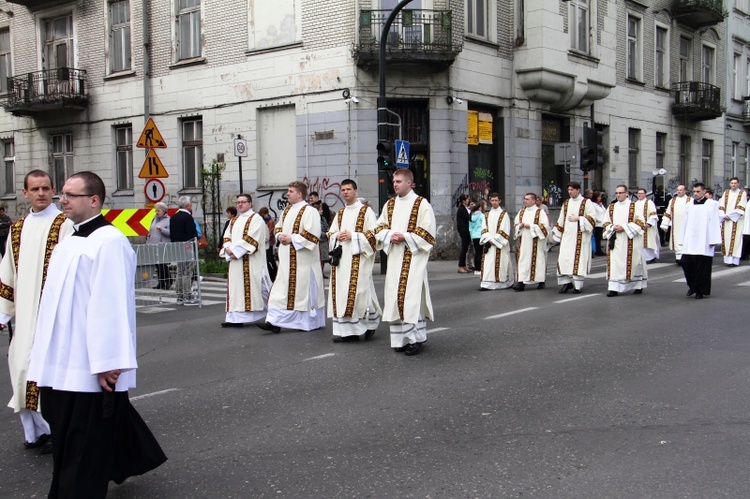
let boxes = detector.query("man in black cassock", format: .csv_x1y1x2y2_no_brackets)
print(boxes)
681,182,722,300
27,171,166,498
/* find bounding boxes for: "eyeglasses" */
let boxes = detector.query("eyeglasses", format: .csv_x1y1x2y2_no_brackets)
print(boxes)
59,192,93,200
236,200,249,205
615,191,627,195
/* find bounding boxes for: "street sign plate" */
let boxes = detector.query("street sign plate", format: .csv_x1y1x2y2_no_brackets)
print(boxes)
136,118,167,149
395,139,410,168
234,138,248,157
144,178,166,203
138,149,169,178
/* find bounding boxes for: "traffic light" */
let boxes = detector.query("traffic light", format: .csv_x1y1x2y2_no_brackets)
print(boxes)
377,141,393,171
592,126,606,169
580,146,596,172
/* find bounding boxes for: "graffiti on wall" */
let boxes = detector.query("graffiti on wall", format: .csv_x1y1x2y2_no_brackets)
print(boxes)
452,174,469,208
303,176,344,210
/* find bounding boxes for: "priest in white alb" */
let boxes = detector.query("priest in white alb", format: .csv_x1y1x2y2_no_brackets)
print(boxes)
660,184,692,264
513,192,549,291
28,172,166,498
635,187,660,263
551,181,597,294
681,182,722,299
260,181,326,333
0,170,73,452
327,179,381,341
603,185,647,297
478,192,512,290
219,193,270,328
718,177,747,266
375,168,436,356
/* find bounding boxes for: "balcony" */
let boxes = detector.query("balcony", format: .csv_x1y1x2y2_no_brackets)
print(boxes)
742,97,750,126
672,0,725,29
353,9,461,71
671,81,722,121
3,0,59,7
4,68,88,117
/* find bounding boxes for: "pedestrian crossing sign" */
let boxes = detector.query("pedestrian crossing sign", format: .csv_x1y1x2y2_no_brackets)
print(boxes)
395,139,410,168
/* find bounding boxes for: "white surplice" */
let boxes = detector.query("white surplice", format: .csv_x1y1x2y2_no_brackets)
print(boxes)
478,207,512,289
635,198,660,261
660,194,692,260
719,188,747,264
603,200,647,292
266,201,326,331
327,201,382,337
220,209,270,324
375,191,436,348
552,196,597,290
514,205,549,285
28,225,137,393
0,204,74,415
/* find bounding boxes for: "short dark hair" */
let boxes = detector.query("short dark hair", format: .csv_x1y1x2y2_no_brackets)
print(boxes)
69,171,106,208
309,191,319,198
730,177,740,183
567,181,581,190
237,193,252,204
489,192,500,199
24,170,53,190
226,206,238,217
637,187,647,194
341,178,358,190
615,184,628,193
524,193,537,200
693,182,706,190
289,181,307,199
258,206,269,216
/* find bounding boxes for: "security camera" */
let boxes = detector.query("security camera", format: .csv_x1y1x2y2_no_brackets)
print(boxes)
351,96,360,104
455,97,463,104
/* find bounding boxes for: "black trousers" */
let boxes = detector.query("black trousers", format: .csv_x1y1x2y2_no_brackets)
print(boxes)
742,235,750,260
458,232,471,267
266,247,278,281
681,254,712,296
472,238,482,270
155,263,172,289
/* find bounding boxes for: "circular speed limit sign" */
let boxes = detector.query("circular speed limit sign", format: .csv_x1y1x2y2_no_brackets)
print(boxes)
234,138,248,157
144,178,166,203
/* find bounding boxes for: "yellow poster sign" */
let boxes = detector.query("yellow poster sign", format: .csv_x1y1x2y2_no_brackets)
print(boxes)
467,110,479,146
478,112,493,144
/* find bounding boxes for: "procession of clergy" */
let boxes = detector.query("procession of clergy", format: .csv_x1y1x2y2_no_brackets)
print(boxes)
220,172,745,356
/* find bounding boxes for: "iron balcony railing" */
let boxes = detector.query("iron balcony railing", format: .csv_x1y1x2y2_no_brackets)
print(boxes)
743,97,750,124
356,9,458,57
5,68,88,113
672,0,724,28
671,81,722,121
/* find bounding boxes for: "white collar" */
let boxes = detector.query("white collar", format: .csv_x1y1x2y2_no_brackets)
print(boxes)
28,203,60,218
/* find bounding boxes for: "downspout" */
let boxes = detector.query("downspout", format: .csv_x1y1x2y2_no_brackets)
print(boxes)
142,0,150,120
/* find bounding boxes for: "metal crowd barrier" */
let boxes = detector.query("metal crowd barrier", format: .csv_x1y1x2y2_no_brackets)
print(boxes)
133,240,203,309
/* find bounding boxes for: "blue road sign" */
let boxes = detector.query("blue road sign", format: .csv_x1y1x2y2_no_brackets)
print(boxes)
395,140,410,168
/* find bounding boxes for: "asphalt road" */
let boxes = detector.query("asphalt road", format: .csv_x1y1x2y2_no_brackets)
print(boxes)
1,250,749,498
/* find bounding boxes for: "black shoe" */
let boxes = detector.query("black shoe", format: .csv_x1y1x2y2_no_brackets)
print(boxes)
153,285,162,289
676,260,683,267
634,289,643,295
394,346,407,352
686,289,694,297
607,291,618,297
695,292,704,299
257,321,281,333
364,329,376,340
332,336,345,343
572,288,582,294
220,322,244,328
513,283,525,292
333,335,359,343
559,283,573,294
39,438,53,455
404,343,422,356
24,433,50,450
595,252,607,257
537,282,545,290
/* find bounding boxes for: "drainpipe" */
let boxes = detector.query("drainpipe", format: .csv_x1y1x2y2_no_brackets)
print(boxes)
142,0,150,120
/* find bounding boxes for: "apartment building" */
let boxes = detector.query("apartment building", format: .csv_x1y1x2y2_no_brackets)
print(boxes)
0,0,727,254
725,0,750,187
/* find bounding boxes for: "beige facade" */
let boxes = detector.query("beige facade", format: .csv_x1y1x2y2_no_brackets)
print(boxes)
0,0,729,255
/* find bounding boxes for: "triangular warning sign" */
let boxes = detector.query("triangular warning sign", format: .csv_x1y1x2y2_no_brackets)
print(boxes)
397,143,409,164
136,118,167,149
138,149,169,179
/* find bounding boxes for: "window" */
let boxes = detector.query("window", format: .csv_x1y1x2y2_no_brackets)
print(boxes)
732,142,739,178
249,0,301,50
656,133,666,172
0,28,10,94
109,0,131,73
627,15,641,81
746,145,750,187
43,14,74,71
177,0,201,60
746,58,750,97
701,45,715,84
115,126,133,190
467,0,488,39
679,135,690,185
258,106,296,188
569,0,589,53
734,53,741,100
679,37,692,82
655,26,668,87
181,118,202,188
628,128,640,190
702,139,712,183
51,133,73,192
1,140,13,195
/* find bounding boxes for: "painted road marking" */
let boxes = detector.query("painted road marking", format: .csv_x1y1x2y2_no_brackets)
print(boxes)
304,353,336,361
427,327,450,334
484,307,538,320
554,293,601,303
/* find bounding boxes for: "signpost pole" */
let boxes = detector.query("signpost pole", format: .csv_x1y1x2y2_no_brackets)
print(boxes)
237,134,244,194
